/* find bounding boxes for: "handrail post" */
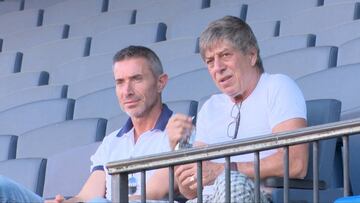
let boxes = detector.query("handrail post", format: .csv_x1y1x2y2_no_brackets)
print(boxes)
111,172,128,203
254,151,260,202
141,171,146,203
197,161,203,203
342,135,350,197
225,156,231,203
313,141,319,203
283,146,289,203
169,165,175,203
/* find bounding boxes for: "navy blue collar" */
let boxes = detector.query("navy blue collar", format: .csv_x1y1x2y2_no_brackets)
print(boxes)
116,104,173,137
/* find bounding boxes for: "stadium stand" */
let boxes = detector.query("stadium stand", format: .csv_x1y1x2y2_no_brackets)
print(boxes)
107,0,158,11
0,52,22,75
337,37,360,66
0,0,22,15
0,135,17,161
162,53,205,78
0,158,47,196
22,0,65,10
316,20,360,47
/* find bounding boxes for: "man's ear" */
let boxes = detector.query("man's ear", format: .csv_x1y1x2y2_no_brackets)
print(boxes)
157,73,168,92
248,47,258,67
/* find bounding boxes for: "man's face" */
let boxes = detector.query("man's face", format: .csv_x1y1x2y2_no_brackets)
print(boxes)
203,40,258,100
113,57,160,118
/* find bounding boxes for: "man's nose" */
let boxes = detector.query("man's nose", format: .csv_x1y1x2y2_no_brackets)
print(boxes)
213,57,225,73
123,82,134,95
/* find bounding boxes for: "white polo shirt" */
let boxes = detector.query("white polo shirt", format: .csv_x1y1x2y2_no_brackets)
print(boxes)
90,105,173,200
196,73,307,195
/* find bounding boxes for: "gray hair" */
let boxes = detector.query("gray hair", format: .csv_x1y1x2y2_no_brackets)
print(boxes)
199,16,264,73
113,45,164,77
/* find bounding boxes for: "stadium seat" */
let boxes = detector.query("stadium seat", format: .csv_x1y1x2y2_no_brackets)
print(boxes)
266,99,343,203
0,98,74,136
23,0,64,9
0,0,22,15
147,37,199,62
337,37,360,66
246,0,319,22
263,46,338,79
0,85,67,112
20,37,91,72
162,68,218,102
16,118,106,159
324,0,359,5
248,20,280,40
107,0,158,11
0,71,49,97
0,52,22,75
42,142,101,199
0,135,17,161
41,0,107,26
89,22,166,56
73,87,120,120
162,53,205,78
258,34,316,58
166,4,247,40
296,63,360,120
0,24,69,52
105,113,128,135
316,20,360,47
209,0,261,7
0,9,43,36
68,9,135,38
280,2,360,36
0,158,47,196
49,53,113,85
67,72,114,99
135,0,208,25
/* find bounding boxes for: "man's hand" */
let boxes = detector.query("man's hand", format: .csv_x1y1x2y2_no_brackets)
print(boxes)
166,114,193,150
44,194,65,203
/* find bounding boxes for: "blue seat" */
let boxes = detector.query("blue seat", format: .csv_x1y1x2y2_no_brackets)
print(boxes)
246,0,319,22
1,24,69,52
49,53,114,85
23,0,64,9
162,54,205,78
0,98,74,136
0,158,47,196
263,46,338,79
0,1,22,15
0,84,67,112
108,0,158,11
162,68,218,102
280,2,360,36
43,142,101,199
266,99,343,203
166,4,247,39
73,87,120,120
209,0,261,7
68,9,135,38
0,71,49,97
41,0,107,26
0,52,22,76
296,63,360,119
247,20,280,40
89,22,166,56
0,9,42,37
0,135,17,161
259,34,316,58
16,118,106,159
21,37,91,72
338,37,360,66
316,20,360,47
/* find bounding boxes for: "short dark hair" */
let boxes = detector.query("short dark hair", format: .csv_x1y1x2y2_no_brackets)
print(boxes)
113,45,164,76
199,16,264,73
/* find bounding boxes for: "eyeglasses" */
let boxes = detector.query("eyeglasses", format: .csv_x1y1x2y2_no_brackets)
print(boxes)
227,102,242,139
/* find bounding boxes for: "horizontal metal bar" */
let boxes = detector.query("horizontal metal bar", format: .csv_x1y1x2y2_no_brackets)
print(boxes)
107,118,360,174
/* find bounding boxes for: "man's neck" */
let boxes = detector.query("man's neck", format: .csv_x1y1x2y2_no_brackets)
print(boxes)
132,102,163,143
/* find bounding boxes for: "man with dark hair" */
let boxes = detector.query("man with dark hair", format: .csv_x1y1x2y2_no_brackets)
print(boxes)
166,16,308,203
0,46,173,203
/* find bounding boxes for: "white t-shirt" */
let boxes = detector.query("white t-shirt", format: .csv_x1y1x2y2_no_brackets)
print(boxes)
90,105,173,200
196,73,306,194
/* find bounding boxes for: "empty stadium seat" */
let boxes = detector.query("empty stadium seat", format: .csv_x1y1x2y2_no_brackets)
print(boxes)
49,53,113,85
0,85,67,112
337,37,360,66
263,46,338,79
0,9,42,37
0,135,17,161
73,87,120,120
316,20,360,47
162,53,205,78
166,4,247,40
68,9,135,38
0,98,74,135
16,118,106,159
43,142,101,199
89,22,166,56
0,0,22,15
258,34,316,58
209,0,261,7
162,68,219,102
107,0,158,11
105,113,128,135
0,24,69,52
23,0,64,9
0,52,22,75
0,158,47,196
41,0,107,26
296,63,360,119
20,37,91,72
0,71,49,97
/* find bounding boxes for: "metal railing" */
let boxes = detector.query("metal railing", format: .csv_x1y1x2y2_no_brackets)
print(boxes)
107,118,360,203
